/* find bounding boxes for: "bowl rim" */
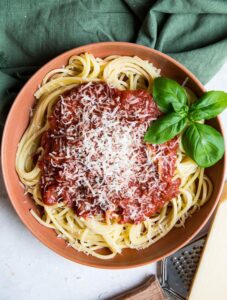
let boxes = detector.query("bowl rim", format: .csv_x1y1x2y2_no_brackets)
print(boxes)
1,41,226,269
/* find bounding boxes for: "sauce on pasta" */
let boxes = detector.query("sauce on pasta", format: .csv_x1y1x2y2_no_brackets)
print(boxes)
39,82,180,223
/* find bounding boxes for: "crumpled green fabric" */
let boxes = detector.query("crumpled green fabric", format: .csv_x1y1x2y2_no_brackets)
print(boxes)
1,0,227,132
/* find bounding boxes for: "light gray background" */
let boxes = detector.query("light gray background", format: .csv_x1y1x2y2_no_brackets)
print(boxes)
1,62,227,300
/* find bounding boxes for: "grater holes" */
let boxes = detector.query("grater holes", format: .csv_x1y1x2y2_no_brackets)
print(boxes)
174,257,200,278
168,239,206,294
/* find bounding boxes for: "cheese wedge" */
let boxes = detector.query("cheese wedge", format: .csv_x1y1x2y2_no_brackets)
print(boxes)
189,183,227,300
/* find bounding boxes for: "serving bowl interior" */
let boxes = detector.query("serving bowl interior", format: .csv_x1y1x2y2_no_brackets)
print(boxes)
1,42,225,269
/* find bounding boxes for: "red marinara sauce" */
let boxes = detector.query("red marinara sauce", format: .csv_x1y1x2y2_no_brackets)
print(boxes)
39,82,180,223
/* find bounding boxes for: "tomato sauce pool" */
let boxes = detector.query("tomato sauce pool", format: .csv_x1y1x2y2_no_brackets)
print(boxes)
39,82,180,223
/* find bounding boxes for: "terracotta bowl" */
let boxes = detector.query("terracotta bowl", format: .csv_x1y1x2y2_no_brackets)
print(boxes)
1,42,226,269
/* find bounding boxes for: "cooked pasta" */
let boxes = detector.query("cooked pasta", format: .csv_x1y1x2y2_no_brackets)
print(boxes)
16,53,212,259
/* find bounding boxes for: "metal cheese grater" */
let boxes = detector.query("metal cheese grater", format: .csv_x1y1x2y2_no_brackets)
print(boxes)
112,233,209,300
157,236,206,299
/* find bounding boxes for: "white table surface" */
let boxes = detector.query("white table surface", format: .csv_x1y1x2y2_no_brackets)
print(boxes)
1,62,227,300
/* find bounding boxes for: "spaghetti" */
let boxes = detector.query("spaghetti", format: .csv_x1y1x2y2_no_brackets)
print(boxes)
16,53,212,259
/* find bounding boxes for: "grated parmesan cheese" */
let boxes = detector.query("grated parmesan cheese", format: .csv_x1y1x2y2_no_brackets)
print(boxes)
39,83,180,223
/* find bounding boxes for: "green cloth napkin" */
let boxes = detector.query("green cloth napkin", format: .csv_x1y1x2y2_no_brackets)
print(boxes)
1,0,227,132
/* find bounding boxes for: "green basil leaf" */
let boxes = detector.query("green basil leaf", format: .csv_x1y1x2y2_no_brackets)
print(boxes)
182,123,225,168
153,77,188,113
189,91,227,121
144,112,187,144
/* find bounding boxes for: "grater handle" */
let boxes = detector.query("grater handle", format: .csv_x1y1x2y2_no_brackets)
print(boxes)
112,276,167,300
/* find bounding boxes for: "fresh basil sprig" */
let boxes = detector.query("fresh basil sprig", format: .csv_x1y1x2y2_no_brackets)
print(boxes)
144,77,227,167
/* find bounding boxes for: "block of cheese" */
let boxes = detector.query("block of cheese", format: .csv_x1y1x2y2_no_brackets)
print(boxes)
189,183,227,300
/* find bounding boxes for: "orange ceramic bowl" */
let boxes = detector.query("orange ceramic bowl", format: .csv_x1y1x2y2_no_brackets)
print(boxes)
1,42,226,269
